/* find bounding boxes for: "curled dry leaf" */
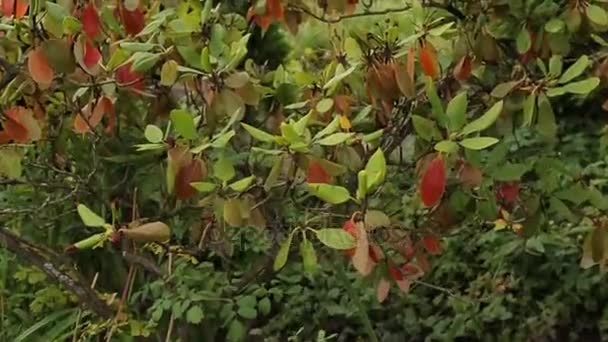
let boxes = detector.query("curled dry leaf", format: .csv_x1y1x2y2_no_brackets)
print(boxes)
81,2,101,39
175,158,207,200
74,96,113,134
453,55,472,81
119,221,171,243
352,221,374,276
28,47,54,89
420,154,447,207
0,106,41,143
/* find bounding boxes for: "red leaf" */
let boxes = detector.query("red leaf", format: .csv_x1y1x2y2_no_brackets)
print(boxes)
27,47,54,89
2,0,28,18
0,107,30,143
368,243,383,263
120,7,145,36
388,262,403,281
266,0,284,20
453,55,472,81
81,2,101,39
175,159,206,200
419,40,439,79
83,39,101,69
306,160,331,184
420,154,446,207
496,182,520,204
115,62,144,90
422,234,442,255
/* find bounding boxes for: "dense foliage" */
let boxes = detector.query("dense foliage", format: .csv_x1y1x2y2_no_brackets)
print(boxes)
2,0,608,340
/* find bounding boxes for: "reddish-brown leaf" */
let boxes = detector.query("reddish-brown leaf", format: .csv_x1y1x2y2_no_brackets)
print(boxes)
388,262,403,281
415,252,431,272
420,154,446,207
422,234,442,255
368,243,383,263
306,160,331,184
266,0,284,20
453,55,472,82
27,47,54,89
83,39,101,69
175,158,206,200
343,219,357,257
496,182,520,204
419,40,439,79
458,161,482,187
81,2,101,39
120,7,145,36
0,106,40,143
115,62,144,90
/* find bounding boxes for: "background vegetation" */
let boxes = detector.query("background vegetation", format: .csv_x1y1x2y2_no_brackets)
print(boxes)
2,0,608,341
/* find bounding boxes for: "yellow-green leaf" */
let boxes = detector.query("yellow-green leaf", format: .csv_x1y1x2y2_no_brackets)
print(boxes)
307,183,351,204
77,204,106,227
315,228,356,250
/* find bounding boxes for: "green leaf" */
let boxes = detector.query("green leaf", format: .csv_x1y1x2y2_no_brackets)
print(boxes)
214,156,236,183
522,93,537,127
491,163,529,181
412,115,442,142
324,64,358,90
446,92,467,132
313,116,340,140
434,140,460,154
491,81,518,98
273,231,294,271
307,184,351,204
226,320,246,342
516,28,531,54
555,183,590,205
300,238,318,273
128,52,160,73
365,148,386,191
190,182,217,193
586,5,608,26
237,306,257,320
545,18,565,33
536,93,557,140
315,98,334,113
316,132,354,146
459,137,499,150
241,123,277,143
546,87,566,97
144,125,164,143
461,101,504,136
186,306,204,324
0,147,23,179
258,298,271,316
228,176,256,192
563,77,600,95
280,122,302,144
426,78,447,126
548,55,563,78
170,109,197,139
559,55,589,84
77,204,106,227
315,229,356,250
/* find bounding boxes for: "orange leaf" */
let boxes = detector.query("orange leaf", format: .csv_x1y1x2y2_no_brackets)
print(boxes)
419,154,446,207
73,96,113,133
175,159,206,200
2,0,28,18
306,160,331,184
0,106,39,143
266,0,284,20
342,219,357,257
453,55,472,82
422,234,442,255
376,278,391,303
81,2,101,39
419,40,439,79
27,47,54,89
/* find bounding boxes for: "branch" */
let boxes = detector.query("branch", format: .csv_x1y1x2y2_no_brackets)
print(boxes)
287,1,464,24
0,227,113,319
